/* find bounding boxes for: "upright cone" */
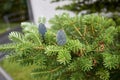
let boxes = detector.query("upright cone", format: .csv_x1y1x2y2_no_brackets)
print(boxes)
56,30,67,46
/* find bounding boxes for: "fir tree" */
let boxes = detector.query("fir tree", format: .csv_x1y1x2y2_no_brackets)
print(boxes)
50,0,120,15
0,13,120,80
50,0,120,25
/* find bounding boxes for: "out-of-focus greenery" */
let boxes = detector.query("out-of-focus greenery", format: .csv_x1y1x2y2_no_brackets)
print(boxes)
0,59,33,80
0,0,28,21
0,0,28,34
0,22,19,34
51,0,120,14
50,0,120,25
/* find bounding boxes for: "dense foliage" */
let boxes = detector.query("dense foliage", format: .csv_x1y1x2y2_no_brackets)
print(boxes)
0,14,120,80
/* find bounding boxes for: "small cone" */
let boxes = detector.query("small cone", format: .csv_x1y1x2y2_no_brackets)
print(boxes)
56,30,67,46
38,23,47,36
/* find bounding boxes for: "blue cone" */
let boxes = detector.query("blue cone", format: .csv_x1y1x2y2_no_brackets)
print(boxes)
56,30,67,46
38,23,47,36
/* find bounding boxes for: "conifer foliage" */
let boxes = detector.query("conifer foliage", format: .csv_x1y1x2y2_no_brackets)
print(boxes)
0,13,120,80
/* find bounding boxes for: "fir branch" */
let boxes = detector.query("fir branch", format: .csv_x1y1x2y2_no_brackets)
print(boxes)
9,32,24,43
31,66,62,74
0,43,18,51
57,49,71,65
0,14,119,80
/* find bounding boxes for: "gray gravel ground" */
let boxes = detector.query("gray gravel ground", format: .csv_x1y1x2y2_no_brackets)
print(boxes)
0,72,6,80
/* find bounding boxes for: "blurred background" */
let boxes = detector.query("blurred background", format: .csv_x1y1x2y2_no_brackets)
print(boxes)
0,0,120,80
0,0,29,34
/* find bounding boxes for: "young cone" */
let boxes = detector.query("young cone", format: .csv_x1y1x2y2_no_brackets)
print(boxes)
56,30,67,46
